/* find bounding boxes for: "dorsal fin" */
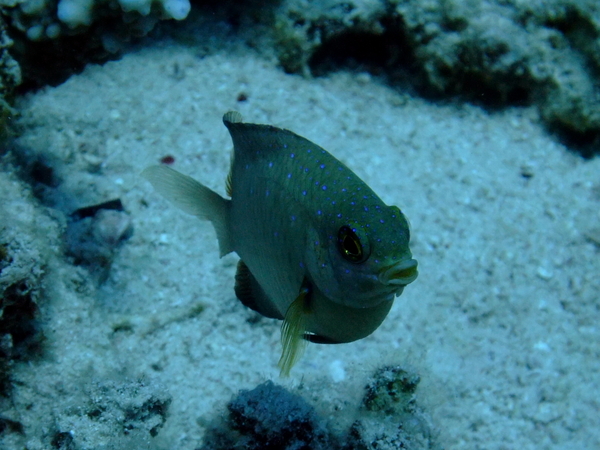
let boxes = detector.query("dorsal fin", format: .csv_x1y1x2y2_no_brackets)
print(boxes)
225,152,234,197
223,112,241,197
223,111,243,124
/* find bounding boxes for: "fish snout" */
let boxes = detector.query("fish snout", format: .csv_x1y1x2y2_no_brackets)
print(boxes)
379,258,418,287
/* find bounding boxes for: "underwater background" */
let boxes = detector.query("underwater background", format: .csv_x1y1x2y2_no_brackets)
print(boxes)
1,1,599,449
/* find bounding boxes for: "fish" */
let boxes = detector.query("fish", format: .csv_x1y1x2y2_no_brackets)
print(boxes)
142,111,418,375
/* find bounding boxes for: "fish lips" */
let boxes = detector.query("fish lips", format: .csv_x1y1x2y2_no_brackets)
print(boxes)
378,258,419,288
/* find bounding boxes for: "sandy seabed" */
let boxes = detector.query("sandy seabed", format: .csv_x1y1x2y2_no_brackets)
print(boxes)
2,36,599,449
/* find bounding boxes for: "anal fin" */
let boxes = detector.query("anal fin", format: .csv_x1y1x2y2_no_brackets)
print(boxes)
234,260,281,319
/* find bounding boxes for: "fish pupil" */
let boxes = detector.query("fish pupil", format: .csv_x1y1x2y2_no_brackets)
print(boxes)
338,226,365,263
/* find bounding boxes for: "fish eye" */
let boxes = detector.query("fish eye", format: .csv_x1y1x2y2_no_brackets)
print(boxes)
337,225,370,263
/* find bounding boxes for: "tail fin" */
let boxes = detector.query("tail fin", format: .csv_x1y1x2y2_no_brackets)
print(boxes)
142,165,233,256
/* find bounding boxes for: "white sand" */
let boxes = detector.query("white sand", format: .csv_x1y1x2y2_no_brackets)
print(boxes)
6,37,600,449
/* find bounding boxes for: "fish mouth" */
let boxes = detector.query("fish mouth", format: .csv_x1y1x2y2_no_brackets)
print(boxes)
378,258,419,287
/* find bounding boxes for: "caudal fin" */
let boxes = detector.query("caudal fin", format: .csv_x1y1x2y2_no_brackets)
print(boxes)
142,165,233,256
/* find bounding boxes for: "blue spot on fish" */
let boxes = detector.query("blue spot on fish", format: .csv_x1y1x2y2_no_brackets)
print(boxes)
322,185,327,190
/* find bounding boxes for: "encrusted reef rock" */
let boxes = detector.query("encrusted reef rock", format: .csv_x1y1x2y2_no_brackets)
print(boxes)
274,0,600,156
2,0,190,40
200,369,438,450
2,377,171,449
0,168,59,393
201,381,332,450
1,0,599,154
0,15,20,138
0,0,190,87
351,365,436,450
